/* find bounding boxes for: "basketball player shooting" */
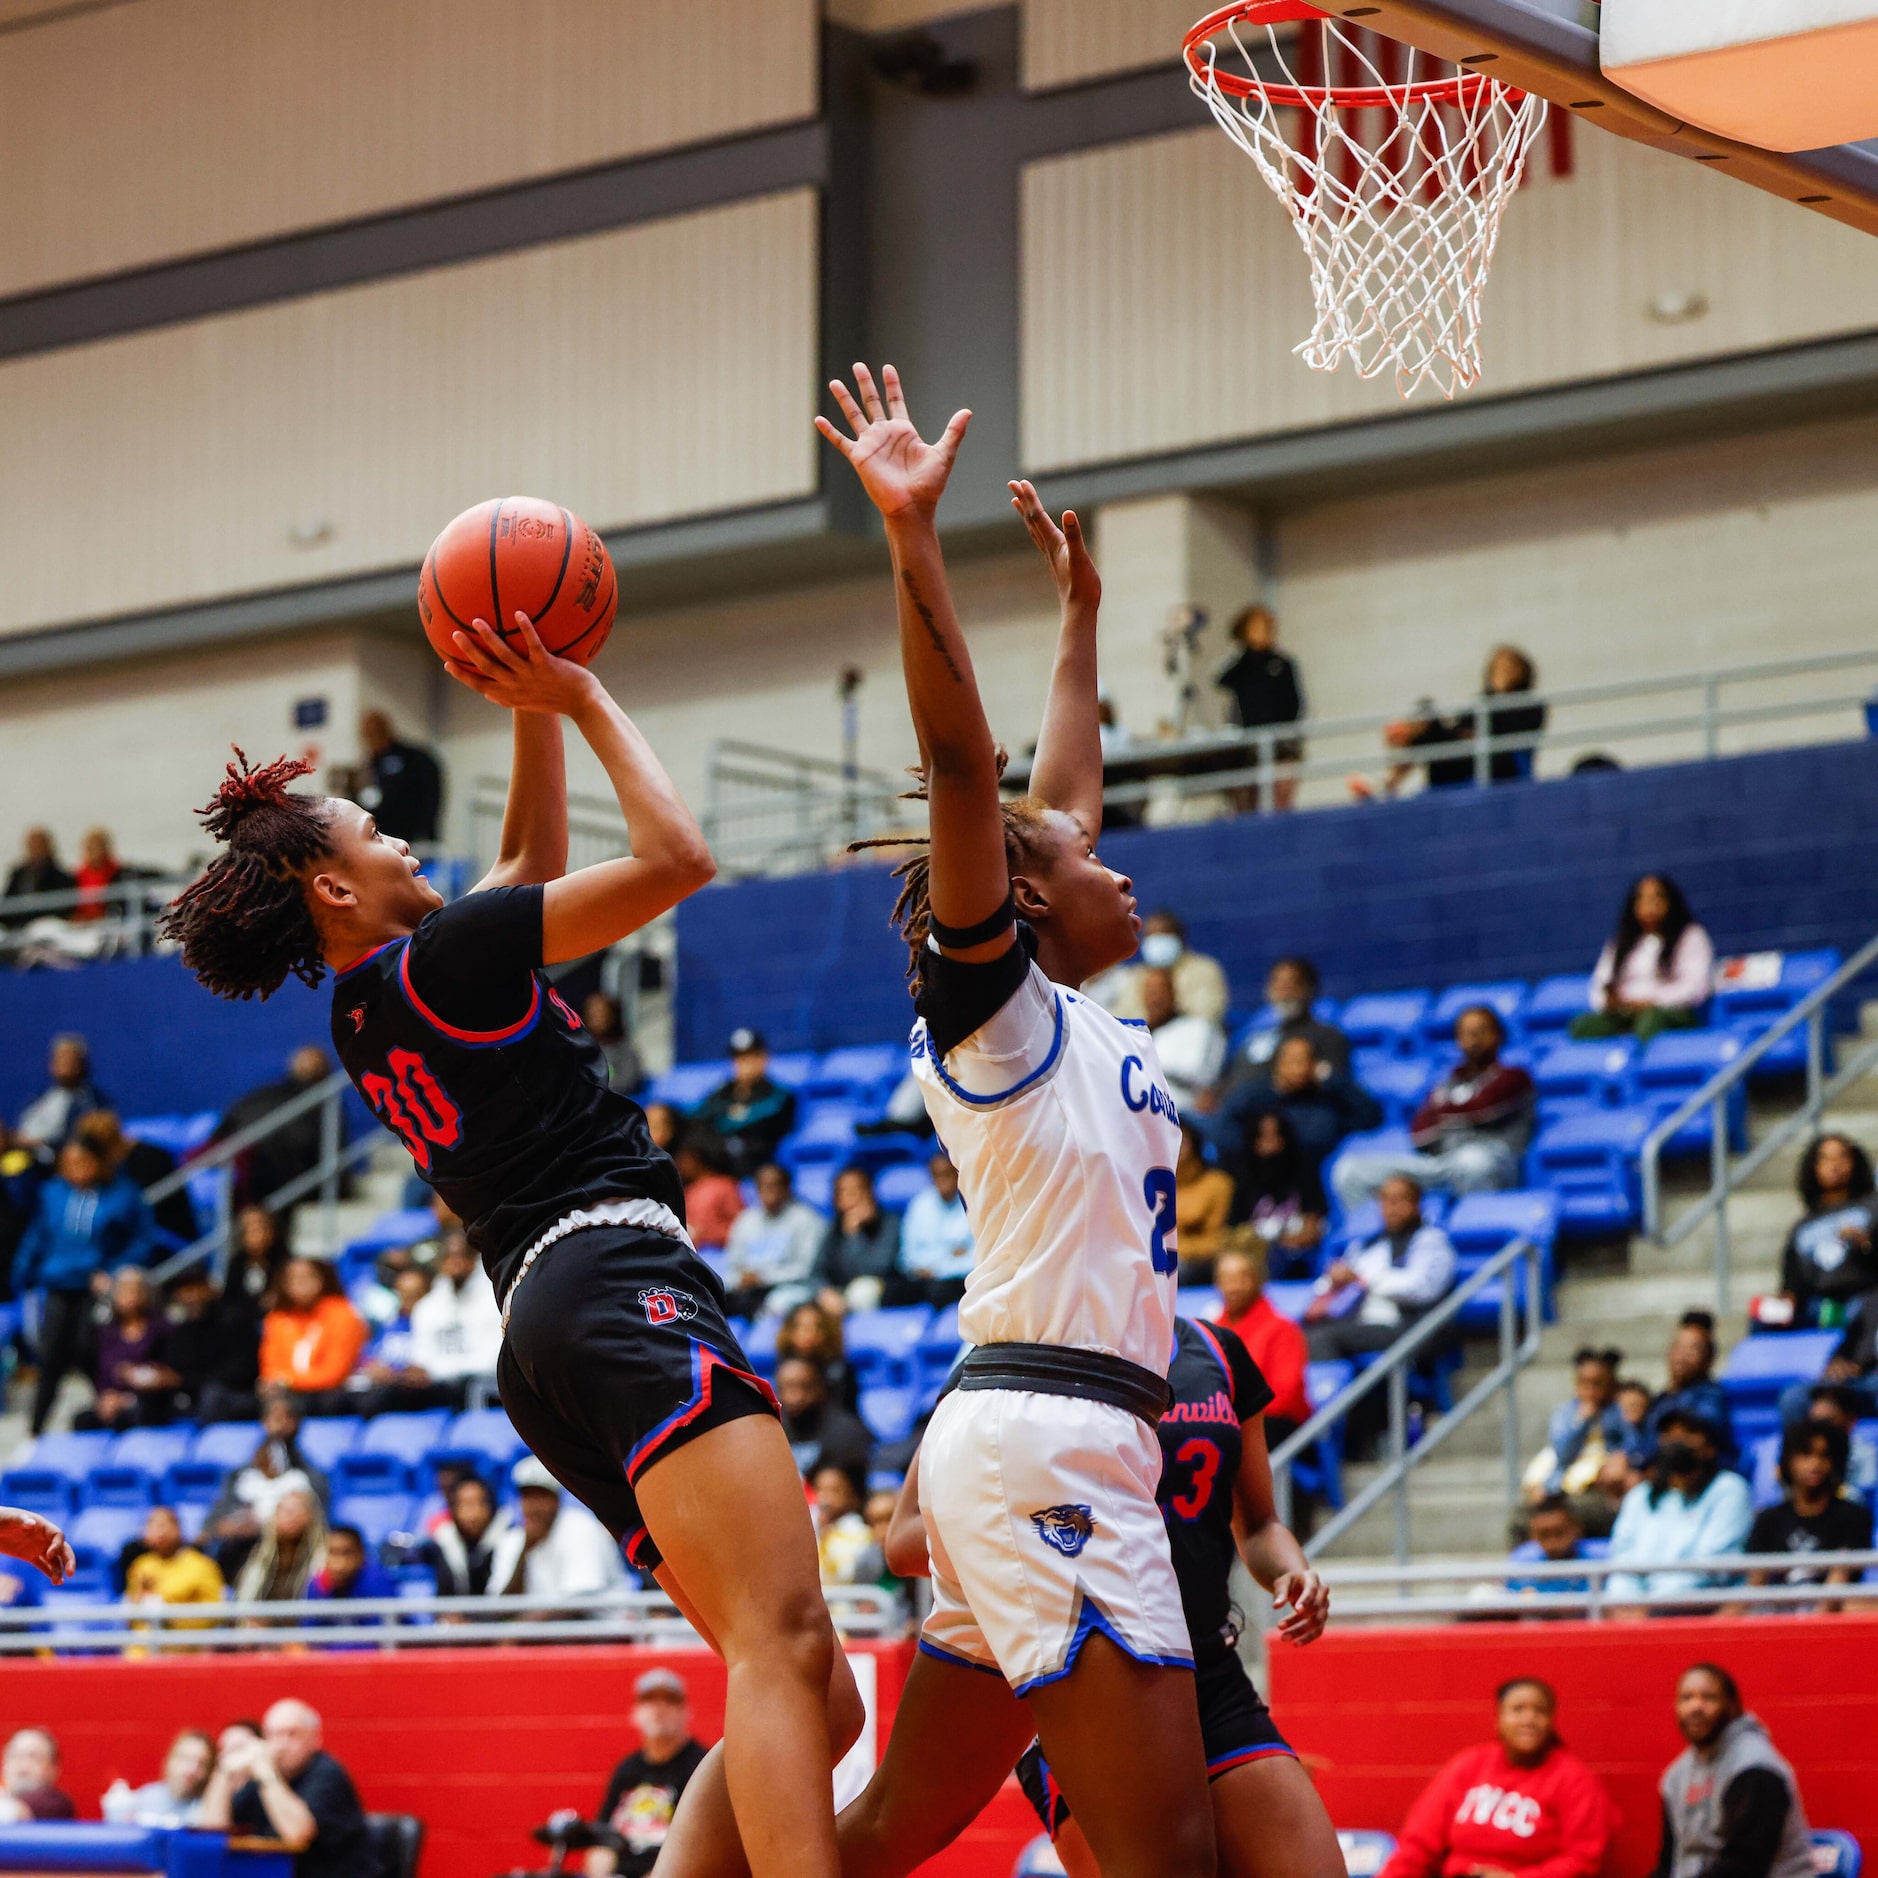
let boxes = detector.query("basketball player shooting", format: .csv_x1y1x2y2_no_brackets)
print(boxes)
160,616,859,1878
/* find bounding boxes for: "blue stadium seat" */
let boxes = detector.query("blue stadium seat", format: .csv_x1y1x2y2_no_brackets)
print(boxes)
1288,1362,1350,1510
334,1452,412,1497
70,1504,145,1558
1338,991,1431,1057
121,1111,219,1159
646,1060,733,1109
0,1470,75,1519
917,1304,964,1391
1445,1189,1562,1328
1322,1129,1413,1223
1749,1432,1782,1509
1420,981,1529,1048
739,1315,782,1378
844,1308,933,1388
809,1045,905,1106
444,1408,527,1474
190,1422,263,1472
1337,1831,1398,1878
1354,1056,1439,1127
1721,1330,1839,1413
1812,1830,1863,1878
107,1427,194,1479
1628,1031,1749,1155
1263,1281,1313,1320
333,1494,419,1551
160,1460,225,1515
793,1163,836,1213
82,1465,156,1510
1522,974,1592,1040
1715,948,1845,1078
779,1106,860,1171
872,1163,933,1210
359,1410,453,1468
23,1430,114,1476
1532,1040,1635,1125
859,1386,920,1445
1175,1287,1221,1320
1526,1110,1651,1235
341,1207,438,1263
765,1051,817,1089
294,1416,364,1473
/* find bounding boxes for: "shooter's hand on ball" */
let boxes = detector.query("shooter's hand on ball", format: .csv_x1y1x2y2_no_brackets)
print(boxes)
445,613,600,716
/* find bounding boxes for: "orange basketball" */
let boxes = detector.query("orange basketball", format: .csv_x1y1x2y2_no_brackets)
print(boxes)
418,497,617,668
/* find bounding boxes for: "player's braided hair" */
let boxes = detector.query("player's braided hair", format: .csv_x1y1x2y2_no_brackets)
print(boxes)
157,749,334,1001
849,750,1052,1002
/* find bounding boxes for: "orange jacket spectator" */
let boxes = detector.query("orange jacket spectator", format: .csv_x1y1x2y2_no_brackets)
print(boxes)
260,1258,368,1393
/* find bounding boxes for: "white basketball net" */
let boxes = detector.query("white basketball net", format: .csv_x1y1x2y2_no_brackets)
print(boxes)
1187,9,1547,399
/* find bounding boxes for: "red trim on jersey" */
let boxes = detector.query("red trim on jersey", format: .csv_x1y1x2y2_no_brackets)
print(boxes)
332,937,401,979
624,1342,780,1484
398,943,542,1043
1191,1318,1237,1412
1207,1744,1294,1776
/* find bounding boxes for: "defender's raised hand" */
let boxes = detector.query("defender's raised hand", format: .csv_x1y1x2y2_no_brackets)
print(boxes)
815,364,970,523
1010,480,1100,614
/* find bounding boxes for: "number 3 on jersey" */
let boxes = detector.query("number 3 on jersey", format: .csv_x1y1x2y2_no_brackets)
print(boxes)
361,1047,462,1172
1142,1167,1179,1275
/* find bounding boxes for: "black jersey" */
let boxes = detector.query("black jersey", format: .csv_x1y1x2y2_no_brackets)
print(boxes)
329,886,685,1298
1157,1316,1274,1660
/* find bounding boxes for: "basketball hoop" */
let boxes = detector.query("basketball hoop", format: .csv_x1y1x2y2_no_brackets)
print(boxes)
1185,1,1546,399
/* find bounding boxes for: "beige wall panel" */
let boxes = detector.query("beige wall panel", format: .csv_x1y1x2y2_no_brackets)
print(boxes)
1022,0,1196,90
0,0,816,294
824,0,984,27
0,191,820,638
1022,124,1878,472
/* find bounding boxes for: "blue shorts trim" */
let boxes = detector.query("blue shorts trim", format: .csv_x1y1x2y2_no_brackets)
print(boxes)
1009,1596,1193,1698
1208,1743,1296,1777
918,1637,1005,1677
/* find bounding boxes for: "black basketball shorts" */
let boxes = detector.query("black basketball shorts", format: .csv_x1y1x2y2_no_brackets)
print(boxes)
496,1223,778,1574
1015,1650,1293,1835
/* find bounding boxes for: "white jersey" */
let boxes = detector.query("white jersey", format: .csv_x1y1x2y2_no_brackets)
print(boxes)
910,953,1181,1376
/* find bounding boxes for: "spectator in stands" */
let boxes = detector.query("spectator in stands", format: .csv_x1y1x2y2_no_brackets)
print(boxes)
397,1231,501,1410
1774,1134,1877,1327
213,1047,343,1215
777,1301,861,1411
1211,1237,1310,1445
200,1697,381,1878
235,1486,328,1607
1606,1407,1752,1610
672,1130,743,1253
1334,1006,1536,1211
3,828,73,923
1653,1666,1814,1878
813,1164,902,1313
16,1115,157,1433
15,1033,108,1153
1215,602,1305,812
1220,955,1353,1090
1140,966,1226,1113
420,1472,519,1599
896,1150,975,1307
202,1396,331,1578
307,1523,398,1608
813,1462,875,1587
776,1355,873,1483
1358,645,1547,799
119,1119,200,1249
588,1669,708,1878
260,1259,368,1413
125,1504,225,1626
0,1729,74,1823
1743,1420,1873,1610
724,1163,824,1319
219,1205,286,1337
1225,1109,1327,1267
1624,1312,1737,1471
1378,1677,1617,1878
1798,1386,1878,1501
102,1730,216,1828
1522,1346,1629,1536
1509,1494,1595,1597
1091,908,1231,1025
71,827,123,923
1570,873,1714,1043
350,1265,431,1403
1173,1123,1235,1285
643,1103,679,1155
1305,1174,1457,1363
81,1266,183,1429
507,1456,629,1605
359,707,443,845
693,1029,798,1178
582,991,644,1093
1226,1035,1382,1189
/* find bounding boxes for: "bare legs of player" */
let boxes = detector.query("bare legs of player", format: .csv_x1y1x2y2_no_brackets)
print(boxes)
838,1635,1216,1878
1051,1754,1346,1878
634,1415,862,1878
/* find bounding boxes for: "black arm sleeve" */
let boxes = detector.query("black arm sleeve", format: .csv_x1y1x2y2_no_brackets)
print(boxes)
1210,1320,1276,1420
916,929,1035,1061
402,885,545,1032
1702,1769,1791,1878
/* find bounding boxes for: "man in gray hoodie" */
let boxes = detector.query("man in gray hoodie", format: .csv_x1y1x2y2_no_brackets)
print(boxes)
1653,1664,1814,1878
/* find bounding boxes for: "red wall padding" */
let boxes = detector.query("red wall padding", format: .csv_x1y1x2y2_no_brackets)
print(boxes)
1270,1614,1878,1876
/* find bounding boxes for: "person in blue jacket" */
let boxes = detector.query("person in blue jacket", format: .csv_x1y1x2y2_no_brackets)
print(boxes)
14,1116,156,1433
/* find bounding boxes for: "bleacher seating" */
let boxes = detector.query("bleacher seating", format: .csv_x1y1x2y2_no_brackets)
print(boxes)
1532,1040,1635,1126
1521,974,1593,1040
1721,1330,1842,1447
1338,992,1430,1057
1419,980,1527,1047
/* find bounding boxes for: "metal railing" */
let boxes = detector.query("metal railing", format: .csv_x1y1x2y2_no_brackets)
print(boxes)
0,873,193,960
467,778,631,881
703,739,912,879
1315,1551,1878,1623
1641,930,1878,1318
1270,1238,1545,1563
0,1585,902,1654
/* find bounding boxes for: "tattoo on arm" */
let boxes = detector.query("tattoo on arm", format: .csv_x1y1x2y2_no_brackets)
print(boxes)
901,570,965,685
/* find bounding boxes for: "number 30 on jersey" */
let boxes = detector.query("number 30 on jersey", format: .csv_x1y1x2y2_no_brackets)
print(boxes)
361,1047,462,1172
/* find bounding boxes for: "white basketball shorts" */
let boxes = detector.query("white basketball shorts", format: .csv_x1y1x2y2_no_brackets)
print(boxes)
917,1386,1192,1695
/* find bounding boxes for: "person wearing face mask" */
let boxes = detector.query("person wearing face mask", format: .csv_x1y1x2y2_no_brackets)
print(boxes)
1089,908,1231,1026
1225,957,1352,1086
1605,1409,1752,1610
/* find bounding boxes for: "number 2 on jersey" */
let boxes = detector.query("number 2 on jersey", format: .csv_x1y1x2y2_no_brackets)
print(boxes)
1142,1167,1178,1275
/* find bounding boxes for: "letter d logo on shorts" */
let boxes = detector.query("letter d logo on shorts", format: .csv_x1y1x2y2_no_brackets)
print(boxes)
1030,1504,1095,1558
637,1286,700,1327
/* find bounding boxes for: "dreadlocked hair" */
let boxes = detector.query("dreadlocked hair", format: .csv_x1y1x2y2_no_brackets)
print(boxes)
849,750,1052,1002
157,749,333,1002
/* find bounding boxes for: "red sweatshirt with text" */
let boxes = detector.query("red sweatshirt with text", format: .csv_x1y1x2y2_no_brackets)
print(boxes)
1379,1742,1619,1878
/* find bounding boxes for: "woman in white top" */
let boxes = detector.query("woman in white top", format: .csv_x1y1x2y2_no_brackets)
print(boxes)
814,365,1215,1878
1570,872,1714,1043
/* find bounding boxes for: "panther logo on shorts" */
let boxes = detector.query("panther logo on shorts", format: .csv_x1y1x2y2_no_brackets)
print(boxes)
1030,1505,1096,1558
637,1286,700,1327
